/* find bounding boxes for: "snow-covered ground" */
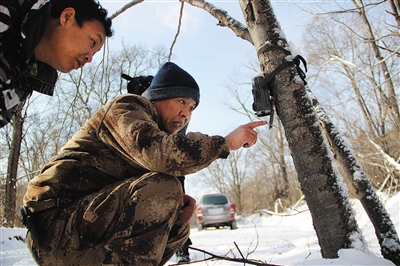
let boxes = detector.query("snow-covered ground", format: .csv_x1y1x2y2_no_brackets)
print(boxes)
1,192,398,265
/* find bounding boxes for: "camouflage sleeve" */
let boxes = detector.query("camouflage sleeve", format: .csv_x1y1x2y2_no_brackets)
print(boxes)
99,94,230,176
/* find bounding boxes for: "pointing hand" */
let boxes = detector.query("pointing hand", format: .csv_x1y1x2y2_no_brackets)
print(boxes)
225,121,267,150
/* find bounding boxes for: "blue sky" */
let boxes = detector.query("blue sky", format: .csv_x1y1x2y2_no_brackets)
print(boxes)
100,0,311,137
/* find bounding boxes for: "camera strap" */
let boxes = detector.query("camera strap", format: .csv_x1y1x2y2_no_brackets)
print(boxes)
257,44,308,87
254,45,308,128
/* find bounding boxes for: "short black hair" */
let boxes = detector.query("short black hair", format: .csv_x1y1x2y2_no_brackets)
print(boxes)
50,0,113,37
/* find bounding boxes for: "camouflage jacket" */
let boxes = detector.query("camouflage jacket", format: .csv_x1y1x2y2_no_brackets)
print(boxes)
24,94,230,212
0,0,57,128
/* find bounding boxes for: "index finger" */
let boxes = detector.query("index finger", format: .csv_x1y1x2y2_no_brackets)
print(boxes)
245,121,268,129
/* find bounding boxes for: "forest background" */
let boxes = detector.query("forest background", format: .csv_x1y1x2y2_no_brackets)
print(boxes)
1,0,399,246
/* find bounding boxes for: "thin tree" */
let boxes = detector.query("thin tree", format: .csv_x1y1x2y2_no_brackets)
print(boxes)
3,101,26,227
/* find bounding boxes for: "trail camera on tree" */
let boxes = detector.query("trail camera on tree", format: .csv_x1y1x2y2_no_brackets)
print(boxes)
252,74,275,129
252,74,273,117
121,74,153,95
251,47,307,129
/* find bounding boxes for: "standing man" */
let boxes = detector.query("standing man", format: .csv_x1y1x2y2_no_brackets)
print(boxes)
0,0,113,128
23,62,266,265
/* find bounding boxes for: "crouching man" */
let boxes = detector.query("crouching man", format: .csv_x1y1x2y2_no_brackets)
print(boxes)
23,62,266,265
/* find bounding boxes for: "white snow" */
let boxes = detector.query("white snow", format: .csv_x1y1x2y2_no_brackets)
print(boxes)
1,192,398,266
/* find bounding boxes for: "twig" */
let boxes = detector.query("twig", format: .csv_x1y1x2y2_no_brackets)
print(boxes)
247,221,259,256
234,241,245,259
168,1,185,62
109,0,144,20
171,246,284,266
262,209,309,216
305,237,311,260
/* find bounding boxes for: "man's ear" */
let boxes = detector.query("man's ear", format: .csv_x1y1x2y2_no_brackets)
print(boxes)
59,7,76,26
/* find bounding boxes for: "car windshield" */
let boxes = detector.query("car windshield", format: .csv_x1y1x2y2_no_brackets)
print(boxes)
203,195,228,205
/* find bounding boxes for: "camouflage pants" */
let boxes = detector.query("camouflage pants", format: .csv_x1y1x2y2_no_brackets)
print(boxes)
26,173,190,266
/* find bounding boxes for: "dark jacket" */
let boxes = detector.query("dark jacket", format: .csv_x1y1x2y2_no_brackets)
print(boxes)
0,0,57,128
24,94,230,212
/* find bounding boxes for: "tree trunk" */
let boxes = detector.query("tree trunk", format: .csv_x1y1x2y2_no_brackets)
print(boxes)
238,0,364,258
388,0,400,28
307,88,400,265
276,119,289,194
3,101,25,227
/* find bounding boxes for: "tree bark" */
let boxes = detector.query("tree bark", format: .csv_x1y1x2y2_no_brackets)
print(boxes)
238,0,363,258
4,101,25,227
307,88,400,265
388,0,400,28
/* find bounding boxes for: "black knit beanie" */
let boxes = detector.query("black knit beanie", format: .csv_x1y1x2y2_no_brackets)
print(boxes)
142,62,200,107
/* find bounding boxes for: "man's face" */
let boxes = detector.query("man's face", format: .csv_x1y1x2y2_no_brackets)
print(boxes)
37,8,106,73
153,97,197,134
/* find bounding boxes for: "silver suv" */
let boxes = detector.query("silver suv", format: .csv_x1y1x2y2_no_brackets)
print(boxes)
196,193,237,231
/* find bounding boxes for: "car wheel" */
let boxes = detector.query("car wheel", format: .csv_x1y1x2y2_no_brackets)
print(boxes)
230,220,238,230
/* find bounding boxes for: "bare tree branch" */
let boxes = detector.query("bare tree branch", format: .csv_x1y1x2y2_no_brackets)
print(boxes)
368,137,400,173
109,0,144,20
169,2,185,61
181,0,253,44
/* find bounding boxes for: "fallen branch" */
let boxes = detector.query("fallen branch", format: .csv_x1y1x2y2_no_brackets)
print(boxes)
168,245,283,266
261,209,309,216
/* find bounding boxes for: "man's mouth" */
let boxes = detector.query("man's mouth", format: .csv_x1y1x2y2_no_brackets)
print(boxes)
174,122,183,128
76,59,84,69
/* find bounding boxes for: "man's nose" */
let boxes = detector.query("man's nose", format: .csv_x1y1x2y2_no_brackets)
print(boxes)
180,108,190,117
85,52,93,63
